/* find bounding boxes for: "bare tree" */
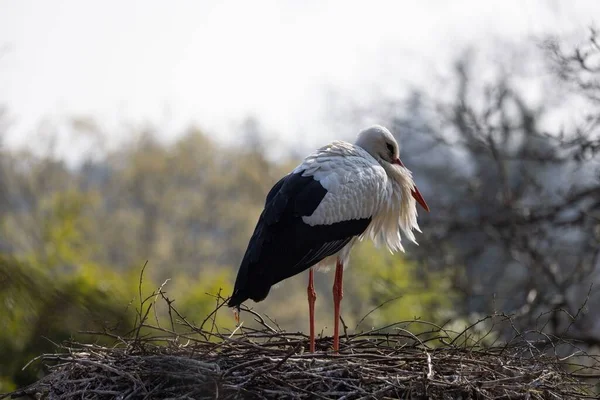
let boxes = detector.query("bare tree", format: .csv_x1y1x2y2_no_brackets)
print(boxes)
382,33,600,345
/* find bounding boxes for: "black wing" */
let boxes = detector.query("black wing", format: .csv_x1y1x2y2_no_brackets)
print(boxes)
228,172,371,307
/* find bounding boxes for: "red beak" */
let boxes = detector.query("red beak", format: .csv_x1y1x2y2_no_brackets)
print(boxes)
393,158,430,212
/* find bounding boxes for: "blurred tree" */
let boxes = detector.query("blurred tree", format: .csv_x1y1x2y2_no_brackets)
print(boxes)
0,254,136,390
74,125,291,280
345,241,457,331
374,33,600,345
0,127,242,389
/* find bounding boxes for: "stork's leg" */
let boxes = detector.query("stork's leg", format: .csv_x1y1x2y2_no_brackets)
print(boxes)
332,258,344,352
307,268,316,352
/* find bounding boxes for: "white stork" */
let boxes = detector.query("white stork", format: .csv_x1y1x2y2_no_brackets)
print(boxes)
228,125,429,352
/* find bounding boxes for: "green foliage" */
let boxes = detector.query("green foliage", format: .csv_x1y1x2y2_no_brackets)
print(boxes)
32,190,98,269
0,256,134,390
348,241,458,332
170,270,235,332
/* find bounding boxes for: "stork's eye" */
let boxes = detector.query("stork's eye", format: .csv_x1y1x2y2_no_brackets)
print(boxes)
386,142,394,155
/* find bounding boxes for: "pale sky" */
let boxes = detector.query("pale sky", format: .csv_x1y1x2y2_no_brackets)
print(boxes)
0,0,598,160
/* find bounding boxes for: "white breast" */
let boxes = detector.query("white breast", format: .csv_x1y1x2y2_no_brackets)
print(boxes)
293,141,392,226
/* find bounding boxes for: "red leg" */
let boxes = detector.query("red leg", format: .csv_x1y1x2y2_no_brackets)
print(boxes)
332,258,344,352
307,268,316,352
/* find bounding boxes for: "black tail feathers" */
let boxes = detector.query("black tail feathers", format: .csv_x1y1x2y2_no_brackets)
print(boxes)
227,289,247,309
227,283,271,310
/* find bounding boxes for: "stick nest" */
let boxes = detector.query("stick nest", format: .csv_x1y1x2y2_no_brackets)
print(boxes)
3,284,600,399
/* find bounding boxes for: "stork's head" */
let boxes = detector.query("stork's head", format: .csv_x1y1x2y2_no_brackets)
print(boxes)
356,125,430,212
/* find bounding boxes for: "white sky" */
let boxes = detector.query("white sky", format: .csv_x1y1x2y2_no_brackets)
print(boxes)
0,0,598,160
